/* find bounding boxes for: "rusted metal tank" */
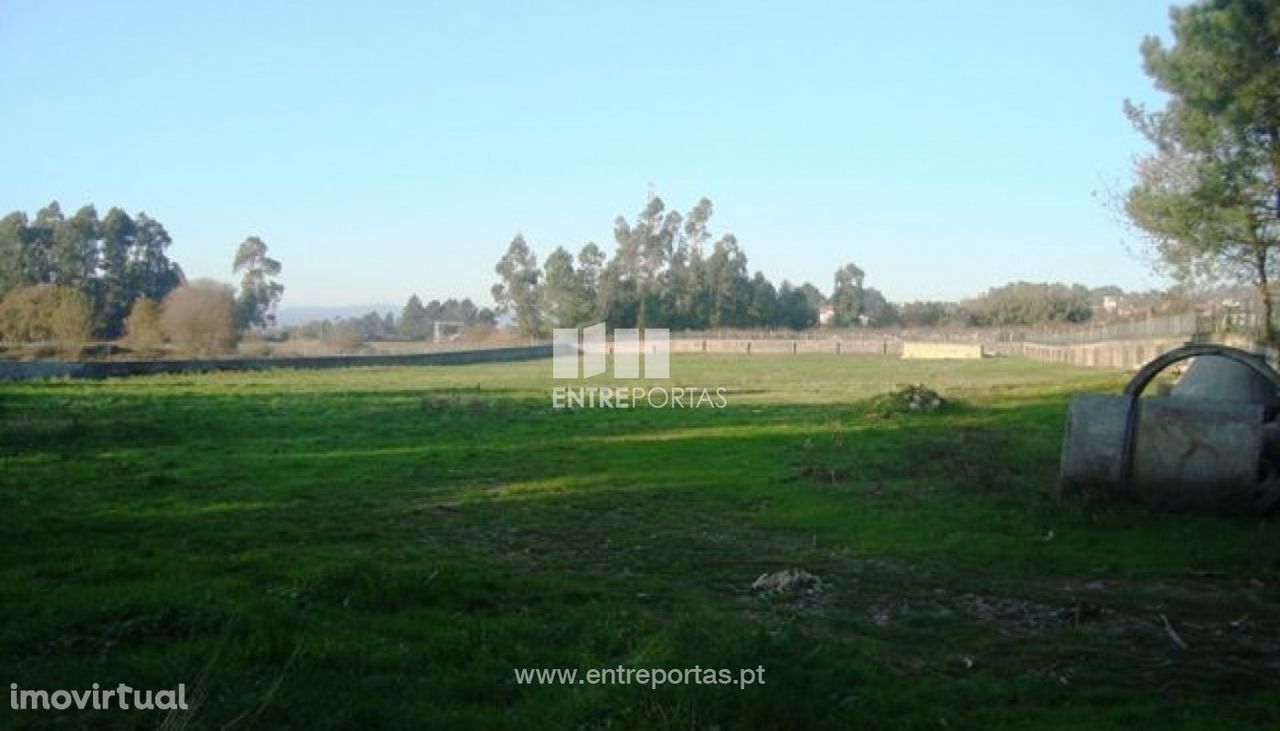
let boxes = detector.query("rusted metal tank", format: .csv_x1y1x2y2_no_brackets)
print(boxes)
1058,344,1280,515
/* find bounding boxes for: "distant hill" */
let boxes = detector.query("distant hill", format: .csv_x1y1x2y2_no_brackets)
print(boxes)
276,305,397,326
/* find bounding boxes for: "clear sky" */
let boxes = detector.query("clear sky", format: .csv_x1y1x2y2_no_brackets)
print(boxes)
0,1,1176,308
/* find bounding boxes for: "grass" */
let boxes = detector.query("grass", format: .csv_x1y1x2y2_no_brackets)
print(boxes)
1,354,1278,729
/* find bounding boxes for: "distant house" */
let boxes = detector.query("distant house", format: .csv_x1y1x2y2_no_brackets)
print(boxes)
1099,294,1142,318
819,304,836,326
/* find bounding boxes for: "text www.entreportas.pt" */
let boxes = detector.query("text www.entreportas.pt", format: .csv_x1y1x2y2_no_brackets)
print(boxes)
513,666,766,690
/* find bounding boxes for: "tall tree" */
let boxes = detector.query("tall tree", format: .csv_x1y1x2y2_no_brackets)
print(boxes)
97,207,137,336
668,198,713,329
796,282,826,315
608,195,681,330
600,219,641,328
541,246,578,328
399,294,430,339
638,197,680,329
52,205,99,289
0,212,30,296
131,214,184,303
232,236,284,330
777,281,819,330
1125,0,1280,341
491,234,543,337
577,242,605,323
25,202,63,285
746,271,779,326
860,287,899,327
831,262,867,326
666,241,696,328
705,234,750,327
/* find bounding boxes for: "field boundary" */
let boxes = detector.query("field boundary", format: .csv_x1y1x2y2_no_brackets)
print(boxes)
4,334,1272,381
670,338,899,355
0,345,553,381
1018,338,1188,370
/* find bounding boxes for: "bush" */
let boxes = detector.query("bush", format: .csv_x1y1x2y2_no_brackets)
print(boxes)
323,324,364,354
160,279,238,356
238,333,273,357
965,282,1093,326
865,384,947,417
123,297,165,351
0,285,92,347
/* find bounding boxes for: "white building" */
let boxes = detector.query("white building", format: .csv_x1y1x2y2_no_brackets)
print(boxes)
819,304,836,326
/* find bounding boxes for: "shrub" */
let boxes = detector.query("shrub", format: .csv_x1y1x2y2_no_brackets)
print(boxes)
123,296,165,351
865,384,947,417
0,285,92,347
160,279,238,356
323,324,364,354
238,333,273,357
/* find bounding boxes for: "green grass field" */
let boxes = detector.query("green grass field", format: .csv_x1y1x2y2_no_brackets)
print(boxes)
2,355,1279,729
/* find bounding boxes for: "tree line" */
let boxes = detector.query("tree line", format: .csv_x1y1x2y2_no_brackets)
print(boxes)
0,202,283,353
398,296,495,340
1,195,1163,354
0,203,183,339
490,194,899,336
490,193,1117,336
964,282,1093,326
287,297,496,343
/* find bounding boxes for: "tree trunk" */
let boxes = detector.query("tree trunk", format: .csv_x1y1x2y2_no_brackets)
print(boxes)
1268,135,1280,345
1257,247,1276,345
1263,287,1276,346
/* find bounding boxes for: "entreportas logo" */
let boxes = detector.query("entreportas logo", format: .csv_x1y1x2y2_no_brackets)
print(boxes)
553,323,668,380
551,323,726,409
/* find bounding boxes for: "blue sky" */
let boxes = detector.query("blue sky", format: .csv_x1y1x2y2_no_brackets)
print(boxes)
0,1,1174,307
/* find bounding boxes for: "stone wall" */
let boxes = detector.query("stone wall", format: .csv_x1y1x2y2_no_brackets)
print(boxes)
901,342,984,359
6,334,1259,382
670,339,899,356
1020,338,1188,370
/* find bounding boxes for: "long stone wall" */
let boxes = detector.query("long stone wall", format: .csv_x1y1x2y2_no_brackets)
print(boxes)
4,334,1258,382
0,344,553,381
670,339,900,356
1021,334,1280,370
1020,338,1190,370
669,336,1211,371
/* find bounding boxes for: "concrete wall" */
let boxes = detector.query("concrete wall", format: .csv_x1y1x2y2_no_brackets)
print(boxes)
901,342,984,359
985,342,1027,358
1018,334,1280,374
6,335,1247,382
670,338,899,356
665,336,1206,371
1020,338,1187,370
0,344,553,381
